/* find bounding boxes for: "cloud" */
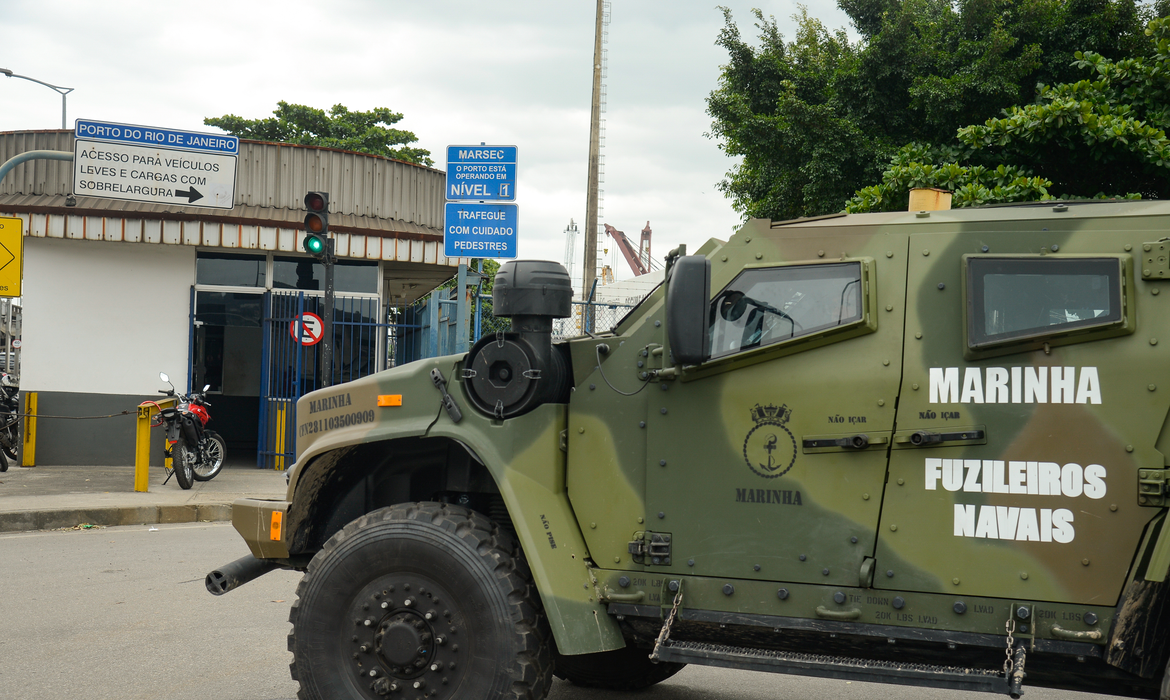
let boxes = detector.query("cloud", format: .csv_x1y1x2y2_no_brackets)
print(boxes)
0,0,854,282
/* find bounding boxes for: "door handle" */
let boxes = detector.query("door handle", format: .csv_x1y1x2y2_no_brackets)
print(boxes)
801,433,890,453
804,434,878,449
894,428,985,447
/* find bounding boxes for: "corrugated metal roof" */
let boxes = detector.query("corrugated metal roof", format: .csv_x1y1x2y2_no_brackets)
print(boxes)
0,129,446,236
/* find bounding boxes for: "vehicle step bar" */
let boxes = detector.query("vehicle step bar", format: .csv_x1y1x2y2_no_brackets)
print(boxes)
653,640,1010,695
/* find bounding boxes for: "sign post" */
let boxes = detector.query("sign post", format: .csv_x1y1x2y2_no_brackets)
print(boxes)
0,217,23,298
72,119,239,209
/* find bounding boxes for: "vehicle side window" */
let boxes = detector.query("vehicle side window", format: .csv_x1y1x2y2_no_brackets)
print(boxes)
709,262,863,360
967,257,1123,349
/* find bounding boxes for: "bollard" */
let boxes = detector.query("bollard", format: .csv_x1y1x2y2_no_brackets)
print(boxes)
21,391,36,467
274,402,287,470
135,398,175,492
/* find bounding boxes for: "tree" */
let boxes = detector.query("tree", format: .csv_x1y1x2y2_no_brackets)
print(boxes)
847,16,1170,212
707,7,879,222
205,102,432,166
707,1,1159,220
438,259,500,295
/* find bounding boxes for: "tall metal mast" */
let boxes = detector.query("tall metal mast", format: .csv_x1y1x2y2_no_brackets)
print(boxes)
583,0,608,296
563,219,579,285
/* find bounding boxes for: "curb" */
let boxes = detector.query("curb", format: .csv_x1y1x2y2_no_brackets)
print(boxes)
0,503,233,533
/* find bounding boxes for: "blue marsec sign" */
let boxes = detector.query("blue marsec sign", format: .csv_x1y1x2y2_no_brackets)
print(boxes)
445,145,516,202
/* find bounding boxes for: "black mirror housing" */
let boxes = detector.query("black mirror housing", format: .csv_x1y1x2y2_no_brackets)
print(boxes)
666,255,711,365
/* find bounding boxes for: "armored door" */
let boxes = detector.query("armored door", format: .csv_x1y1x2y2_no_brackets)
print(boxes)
877,221,1160,606
645,230,908,588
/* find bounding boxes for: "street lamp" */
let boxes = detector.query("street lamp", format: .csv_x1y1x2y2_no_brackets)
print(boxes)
0,68,74,130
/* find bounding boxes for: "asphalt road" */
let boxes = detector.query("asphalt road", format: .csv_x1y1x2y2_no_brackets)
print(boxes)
0,523,1114,700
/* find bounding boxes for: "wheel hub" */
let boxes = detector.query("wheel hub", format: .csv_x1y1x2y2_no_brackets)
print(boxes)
348,578,462,698
374,612,433,669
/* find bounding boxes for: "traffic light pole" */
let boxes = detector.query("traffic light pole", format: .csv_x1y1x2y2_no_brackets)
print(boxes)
321,238,335,387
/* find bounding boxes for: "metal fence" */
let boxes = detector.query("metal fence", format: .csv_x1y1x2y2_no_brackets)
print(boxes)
386,300,428,367
474,295,636,341
258,291,387,469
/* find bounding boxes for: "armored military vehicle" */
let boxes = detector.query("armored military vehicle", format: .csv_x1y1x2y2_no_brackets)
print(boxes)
208,200,1170,700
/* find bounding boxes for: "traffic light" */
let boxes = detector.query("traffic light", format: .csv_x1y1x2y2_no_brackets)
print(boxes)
303,191,329,258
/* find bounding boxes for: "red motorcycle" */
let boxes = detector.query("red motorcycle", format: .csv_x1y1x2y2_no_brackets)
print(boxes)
151,372,226,489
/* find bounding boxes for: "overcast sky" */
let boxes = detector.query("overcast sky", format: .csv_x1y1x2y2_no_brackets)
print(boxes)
0,0,853,286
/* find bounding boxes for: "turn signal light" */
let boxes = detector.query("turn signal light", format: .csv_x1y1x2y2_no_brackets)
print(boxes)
270,511,283,541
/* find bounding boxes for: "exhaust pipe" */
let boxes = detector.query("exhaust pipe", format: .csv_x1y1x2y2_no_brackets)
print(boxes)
205,554,281,595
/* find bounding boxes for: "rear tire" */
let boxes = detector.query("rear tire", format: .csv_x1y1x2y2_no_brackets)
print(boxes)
0,449,8,472
288,502,553,700
192,431,225,481
552,643,685,690
1,422,18,462
172,440,194,489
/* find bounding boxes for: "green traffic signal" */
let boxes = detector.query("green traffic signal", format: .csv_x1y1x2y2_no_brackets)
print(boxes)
303,234,326,255
303,191,330,259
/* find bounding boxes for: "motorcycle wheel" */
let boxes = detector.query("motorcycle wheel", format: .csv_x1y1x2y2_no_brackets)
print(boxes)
1,420,18,462
172,439,195,490
0,449,7,472
192,431,226,481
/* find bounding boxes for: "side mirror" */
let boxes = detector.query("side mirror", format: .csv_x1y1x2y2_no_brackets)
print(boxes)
203,384,211,392
666,255,711,365
159,372,170,384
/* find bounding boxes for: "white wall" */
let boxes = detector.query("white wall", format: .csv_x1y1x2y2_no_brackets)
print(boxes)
23,237,195,395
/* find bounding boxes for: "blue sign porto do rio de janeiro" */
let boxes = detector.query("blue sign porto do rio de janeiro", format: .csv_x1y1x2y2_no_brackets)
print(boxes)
444,202,518,259
446,145,516,202
75,119,239,155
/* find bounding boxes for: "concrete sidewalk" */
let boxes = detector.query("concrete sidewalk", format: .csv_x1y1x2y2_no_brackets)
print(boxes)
0,461,288,532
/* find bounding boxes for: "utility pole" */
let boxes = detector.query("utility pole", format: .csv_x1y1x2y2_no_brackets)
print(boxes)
321,238,335,387
0,69,74,129
583,0,605,296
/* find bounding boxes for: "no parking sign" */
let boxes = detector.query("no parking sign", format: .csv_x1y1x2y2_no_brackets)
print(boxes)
290,312,324,346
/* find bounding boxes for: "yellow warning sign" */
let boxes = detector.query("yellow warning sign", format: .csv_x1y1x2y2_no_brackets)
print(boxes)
0,217,22,298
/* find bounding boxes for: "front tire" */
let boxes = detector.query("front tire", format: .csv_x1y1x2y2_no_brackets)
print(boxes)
553,644,685,690
192,431,225,481
172,439,194,489
288,503,553,700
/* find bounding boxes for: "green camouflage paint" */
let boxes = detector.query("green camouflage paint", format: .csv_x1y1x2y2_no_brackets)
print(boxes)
231,200,1170,663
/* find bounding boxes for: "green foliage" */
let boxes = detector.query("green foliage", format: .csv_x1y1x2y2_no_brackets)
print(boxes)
957,16,1170,198
205,102,432,166
438,259,500,295
708,1,1157,220
844,143,1057,211
848,16,1170,212
707,7,884,222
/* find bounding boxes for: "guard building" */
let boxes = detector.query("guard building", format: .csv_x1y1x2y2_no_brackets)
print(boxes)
0,128,463,467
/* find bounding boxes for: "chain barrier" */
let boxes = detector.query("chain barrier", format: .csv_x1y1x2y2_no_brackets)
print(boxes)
1003,618,1016,675
650,581,683,661
0,410,134,420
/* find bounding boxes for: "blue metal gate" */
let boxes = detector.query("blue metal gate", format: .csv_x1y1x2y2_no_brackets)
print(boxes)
257,291,387,469
256,266,480,469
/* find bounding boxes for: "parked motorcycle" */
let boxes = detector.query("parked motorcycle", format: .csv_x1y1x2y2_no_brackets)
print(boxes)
152,372,226,489
0,373,19,472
